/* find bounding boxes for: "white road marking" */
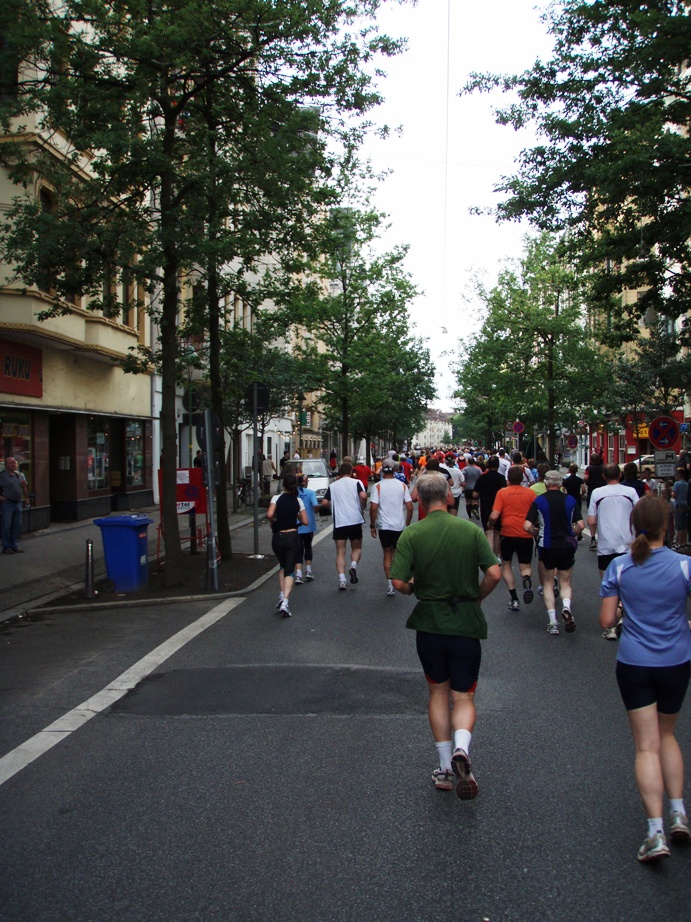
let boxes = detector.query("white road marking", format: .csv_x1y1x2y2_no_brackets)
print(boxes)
0,598,243,787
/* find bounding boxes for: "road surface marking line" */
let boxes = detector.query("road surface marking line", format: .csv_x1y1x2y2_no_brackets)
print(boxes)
0,598,242,787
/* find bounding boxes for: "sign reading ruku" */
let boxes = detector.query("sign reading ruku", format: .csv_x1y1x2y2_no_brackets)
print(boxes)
0,339,43,398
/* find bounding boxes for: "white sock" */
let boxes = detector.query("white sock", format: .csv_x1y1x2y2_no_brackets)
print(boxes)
454,729,471,754
387,578,393,588
350,560,358,570
562,599,572,612
647,817,664,838
435,741,453,771
670,798,686,815
547,608,557,624
295,569,302,579
306,565,312,574
338,573,346,583
278,591,284,601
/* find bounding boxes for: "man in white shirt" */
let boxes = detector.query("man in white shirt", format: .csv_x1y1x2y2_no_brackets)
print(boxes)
369,460,413,595
496,448,511,479
587,463,640,640
322,460,368,590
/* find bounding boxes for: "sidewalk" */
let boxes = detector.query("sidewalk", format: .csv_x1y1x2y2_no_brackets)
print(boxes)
0,496,274,621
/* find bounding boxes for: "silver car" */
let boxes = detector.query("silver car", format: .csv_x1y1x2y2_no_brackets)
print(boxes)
283,459,332,508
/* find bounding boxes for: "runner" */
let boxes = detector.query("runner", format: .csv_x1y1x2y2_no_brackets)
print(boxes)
460,456,482,519
390,472,501,800
524,469,584,636
321,461,368,590
488,465,537,611
369,459,413,596
475,456,506,559
267,473,309,618
599,495,691,862
294,474,319,584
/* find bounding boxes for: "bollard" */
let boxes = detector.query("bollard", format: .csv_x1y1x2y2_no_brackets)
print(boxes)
85,538,97,598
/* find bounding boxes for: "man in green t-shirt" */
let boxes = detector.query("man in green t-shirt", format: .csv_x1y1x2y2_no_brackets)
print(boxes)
391,472,501,800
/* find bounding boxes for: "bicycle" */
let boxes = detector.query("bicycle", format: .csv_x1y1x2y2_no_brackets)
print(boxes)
236,477,254,509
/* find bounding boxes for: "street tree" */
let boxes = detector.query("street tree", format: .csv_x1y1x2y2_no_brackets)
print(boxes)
265,206,422,457
454,234,609,460
465,0,691,341
0,0,403,579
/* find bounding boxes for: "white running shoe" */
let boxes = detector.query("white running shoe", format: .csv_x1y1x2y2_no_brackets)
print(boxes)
637,833,670,862
386,585,396,597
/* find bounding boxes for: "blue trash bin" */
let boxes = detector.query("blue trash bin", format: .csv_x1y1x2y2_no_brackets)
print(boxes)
93,515,154,592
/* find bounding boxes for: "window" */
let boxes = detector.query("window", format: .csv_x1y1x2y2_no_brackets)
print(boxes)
619,432,626,456
0,411,32,494
125,421,144,486
121,267,135,326
87,417,110,490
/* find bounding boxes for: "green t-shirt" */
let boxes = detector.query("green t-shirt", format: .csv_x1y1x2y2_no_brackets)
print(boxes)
390,510,498,638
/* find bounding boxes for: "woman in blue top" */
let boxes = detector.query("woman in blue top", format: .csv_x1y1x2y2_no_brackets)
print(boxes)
600,495,691,863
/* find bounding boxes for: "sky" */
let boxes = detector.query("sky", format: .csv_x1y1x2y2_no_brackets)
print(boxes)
361,0,555,411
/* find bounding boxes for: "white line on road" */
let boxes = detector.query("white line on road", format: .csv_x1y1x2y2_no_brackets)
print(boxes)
0,598,243,788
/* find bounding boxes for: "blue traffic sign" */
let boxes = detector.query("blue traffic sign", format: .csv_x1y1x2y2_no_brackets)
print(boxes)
648,416,680,450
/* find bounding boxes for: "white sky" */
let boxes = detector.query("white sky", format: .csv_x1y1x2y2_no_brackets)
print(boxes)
363,0,554,411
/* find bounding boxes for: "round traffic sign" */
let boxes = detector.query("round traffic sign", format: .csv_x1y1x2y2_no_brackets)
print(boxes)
648,415,680,450
512,420,525,434
567,434,578,450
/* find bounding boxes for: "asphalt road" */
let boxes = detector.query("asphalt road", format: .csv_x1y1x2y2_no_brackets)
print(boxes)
1,524,689,922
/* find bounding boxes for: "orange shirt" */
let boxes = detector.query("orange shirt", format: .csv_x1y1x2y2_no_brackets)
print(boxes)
492,485,536,538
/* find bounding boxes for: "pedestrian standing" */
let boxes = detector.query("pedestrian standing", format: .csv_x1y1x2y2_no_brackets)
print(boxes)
267,473,308,618
599,495,691,862
0,457,25,554
390,472,501,799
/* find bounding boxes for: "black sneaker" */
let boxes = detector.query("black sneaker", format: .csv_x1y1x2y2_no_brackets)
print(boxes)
349,566,358,584
522,575,533,604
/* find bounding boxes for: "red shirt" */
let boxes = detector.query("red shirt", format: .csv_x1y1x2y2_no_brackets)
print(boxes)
352,465,372,490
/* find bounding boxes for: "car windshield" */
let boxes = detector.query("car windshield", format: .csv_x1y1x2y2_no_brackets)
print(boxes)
286,459,328,478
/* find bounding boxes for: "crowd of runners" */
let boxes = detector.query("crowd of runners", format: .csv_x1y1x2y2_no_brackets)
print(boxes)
266,445,691,865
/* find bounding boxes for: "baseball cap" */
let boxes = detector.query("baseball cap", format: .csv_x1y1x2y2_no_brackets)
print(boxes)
381,459,399,471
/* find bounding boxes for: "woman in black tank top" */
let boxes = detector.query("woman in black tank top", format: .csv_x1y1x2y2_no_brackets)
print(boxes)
268,473,308,617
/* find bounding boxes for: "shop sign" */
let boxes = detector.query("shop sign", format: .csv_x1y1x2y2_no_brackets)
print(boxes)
0,339,43,398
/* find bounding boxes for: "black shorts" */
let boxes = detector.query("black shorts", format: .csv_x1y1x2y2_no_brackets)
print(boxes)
598,551,625,572
333,524,363,542
615,660,690,714
378,529,402,550
271,531,302,577
415,632,481,693
452,495,462,511
538,546,576,571
500,536,534,565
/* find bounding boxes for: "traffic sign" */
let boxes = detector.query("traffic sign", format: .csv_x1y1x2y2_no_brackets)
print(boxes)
567,434,578,450
648,415,680,450
512,420,525,434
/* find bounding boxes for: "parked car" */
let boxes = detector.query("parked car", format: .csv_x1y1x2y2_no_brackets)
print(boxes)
619,455,655,473
283,458,332,512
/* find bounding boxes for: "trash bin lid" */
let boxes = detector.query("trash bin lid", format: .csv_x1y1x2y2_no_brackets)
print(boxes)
93,515,154,527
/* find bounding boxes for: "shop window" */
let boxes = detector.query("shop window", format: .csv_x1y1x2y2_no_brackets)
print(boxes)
0,411,32,493
125,421,144,486
87,417,109,490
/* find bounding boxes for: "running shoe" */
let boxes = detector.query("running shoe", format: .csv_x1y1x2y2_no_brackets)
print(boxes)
451,748,478,800
386,585,396,597
294,574,303,585
279,600,291,618
349,566,359,584
637,833,670,862
276,597,284,609
432,768,454,791
589,537,597,551
547,623,559,636
305,572,315,581
338,581,347,591
508,599,520,612
562,606,576,633
553,576,560,599
670,811,691,842
602,627,618,641
522,575,534,604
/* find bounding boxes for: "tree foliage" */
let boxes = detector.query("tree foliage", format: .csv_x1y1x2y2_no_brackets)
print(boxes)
0,0,404,573
465,0,691,342
454,234,610,456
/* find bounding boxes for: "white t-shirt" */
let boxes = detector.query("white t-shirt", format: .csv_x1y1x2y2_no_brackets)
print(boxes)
371,477,412,531
448,467,464,498
496,456,511,478
588,483,640,555
325,476,366,528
